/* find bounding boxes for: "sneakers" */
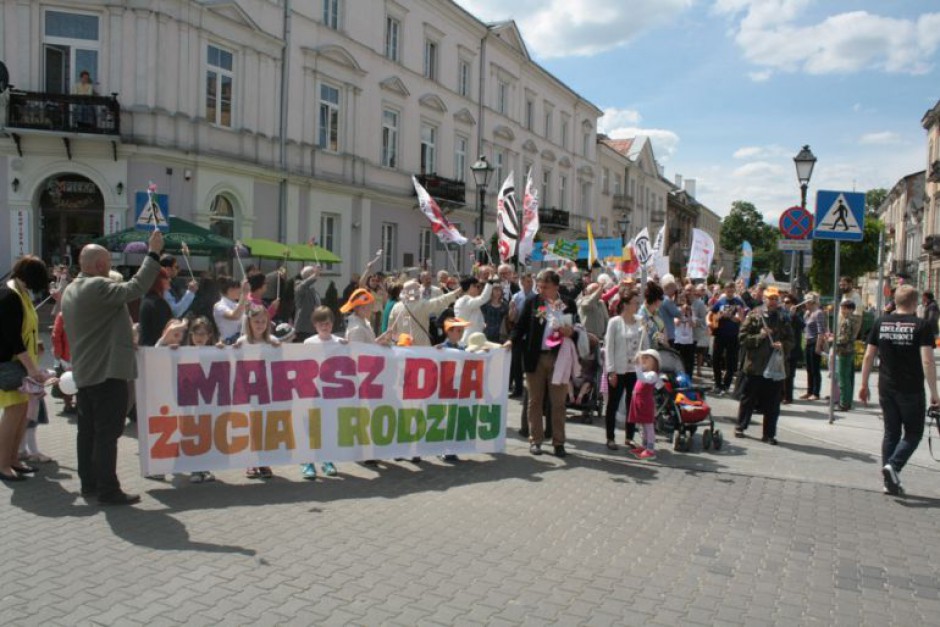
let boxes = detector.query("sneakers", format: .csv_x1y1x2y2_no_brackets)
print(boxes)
630,447,646,456
321,462,338,477
302,463,317,480
529,443,543,456
190,471,215,483
637,449,657,460
440,454,459,462
734,428,745,438
883,464,901,496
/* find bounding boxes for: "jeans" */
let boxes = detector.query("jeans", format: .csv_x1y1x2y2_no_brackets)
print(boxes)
713,335,739,390
737,375,783,439
881,390,925,472
604,372,637,442
804,343,822,396
76,378,129,498
836,354,855,409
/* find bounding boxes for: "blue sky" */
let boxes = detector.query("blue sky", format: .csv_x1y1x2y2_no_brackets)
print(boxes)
457,0,940,222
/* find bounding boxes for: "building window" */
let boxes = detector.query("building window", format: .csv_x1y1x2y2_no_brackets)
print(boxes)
561,118,569,150
542,169,552,206
497,80,509,115
581,182,591,216
318,84,340,152
209,194,236,240
523,160,533,179
458,60,471,97
323,0,340,29
385,17,400,62
320,213,339,269
559,175,567,210
614,173,622,195
454,135,467,182
602,168,610,194
629,178,636,199
424,40,438,81
525,99,534,131
381,223,397,272
382,109,398,168
43,9,100,94
206,45,234,128
583,131,592,157
544,108,553,141
419,228,433,265
494,150,505,188
420,124,436,174
600,217,609,236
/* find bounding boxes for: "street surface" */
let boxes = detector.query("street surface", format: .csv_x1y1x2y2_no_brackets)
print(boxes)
3,353,940,626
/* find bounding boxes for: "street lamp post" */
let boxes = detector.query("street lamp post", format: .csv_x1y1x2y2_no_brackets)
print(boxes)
793,145,817,293
470,156,494,264
617,216,631,247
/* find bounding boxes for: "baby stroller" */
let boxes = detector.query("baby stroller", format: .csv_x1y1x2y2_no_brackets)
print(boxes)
654,347,722,452
565,336,604,424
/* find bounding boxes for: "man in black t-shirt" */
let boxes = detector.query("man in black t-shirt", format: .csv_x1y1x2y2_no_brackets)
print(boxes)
859,285,939,496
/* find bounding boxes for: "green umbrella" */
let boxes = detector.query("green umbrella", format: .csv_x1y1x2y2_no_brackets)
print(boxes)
94,217,237,256
287,242,342,264
242,238,292,260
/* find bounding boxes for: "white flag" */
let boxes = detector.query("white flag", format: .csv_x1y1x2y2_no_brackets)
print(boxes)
648,224,666,268
687,228,715,279
412,176,467,246
631,227,652,265
518,168,540,261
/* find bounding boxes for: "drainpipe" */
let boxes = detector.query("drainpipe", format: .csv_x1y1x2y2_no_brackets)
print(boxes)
476,30,487,159
277,0,292,244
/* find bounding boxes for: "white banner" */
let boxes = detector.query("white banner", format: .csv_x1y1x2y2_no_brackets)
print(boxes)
136,343,510,475
10,208,30,260
687,228,715,279
631,227,651,265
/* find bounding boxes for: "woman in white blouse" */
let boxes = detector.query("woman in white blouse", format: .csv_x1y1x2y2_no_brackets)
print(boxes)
604,290,643,450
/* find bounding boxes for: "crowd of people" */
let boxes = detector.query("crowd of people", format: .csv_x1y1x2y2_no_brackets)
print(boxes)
1,232,939,502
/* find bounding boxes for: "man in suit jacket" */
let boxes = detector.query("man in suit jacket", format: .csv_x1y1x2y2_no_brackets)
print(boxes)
62,230,164,506
511,268,578,457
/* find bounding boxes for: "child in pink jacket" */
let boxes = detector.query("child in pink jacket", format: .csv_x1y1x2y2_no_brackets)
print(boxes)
628,349,663,460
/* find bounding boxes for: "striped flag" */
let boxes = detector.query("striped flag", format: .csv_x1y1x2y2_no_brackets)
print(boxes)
518,168,540,261
495,171,519,262
412,176,467,246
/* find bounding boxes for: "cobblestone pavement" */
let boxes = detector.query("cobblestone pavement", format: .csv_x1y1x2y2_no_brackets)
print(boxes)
3,359,940,626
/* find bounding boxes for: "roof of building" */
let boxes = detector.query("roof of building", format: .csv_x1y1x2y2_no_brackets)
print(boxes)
601,138,636,157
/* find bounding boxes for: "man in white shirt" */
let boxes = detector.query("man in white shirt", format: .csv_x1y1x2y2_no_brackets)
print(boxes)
454,272,493,343
213,277,247,344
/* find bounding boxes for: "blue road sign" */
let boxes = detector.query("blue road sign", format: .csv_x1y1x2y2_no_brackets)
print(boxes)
135,192,170,232
814,190,865,242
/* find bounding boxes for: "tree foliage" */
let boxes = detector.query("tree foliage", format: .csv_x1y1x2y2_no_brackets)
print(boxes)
719,200,784,280
808,191,884,294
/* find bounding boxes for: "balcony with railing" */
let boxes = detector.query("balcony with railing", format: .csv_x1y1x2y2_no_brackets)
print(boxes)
612,193,632,212
414,173,466,208
6,91,121,136
538,207,570,231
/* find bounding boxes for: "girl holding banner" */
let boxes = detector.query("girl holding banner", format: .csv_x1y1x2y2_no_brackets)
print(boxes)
236,304,280,480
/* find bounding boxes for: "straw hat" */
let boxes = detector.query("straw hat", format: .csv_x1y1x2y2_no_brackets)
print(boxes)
466,332,502,353
443,317,471,332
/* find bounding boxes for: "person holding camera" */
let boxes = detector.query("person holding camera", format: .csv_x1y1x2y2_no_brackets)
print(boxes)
454,268,494,343
859,284,939,496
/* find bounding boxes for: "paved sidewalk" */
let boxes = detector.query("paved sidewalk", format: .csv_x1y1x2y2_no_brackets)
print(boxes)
2,347,940,625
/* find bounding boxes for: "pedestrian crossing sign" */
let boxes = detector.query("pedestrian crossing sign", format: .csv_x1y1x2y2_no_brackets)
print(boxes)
135,191,170,232
814,190,865,242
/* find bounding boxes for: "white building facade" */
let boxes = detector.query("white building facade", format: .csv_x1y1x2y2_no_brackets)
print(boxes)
0,0,601,283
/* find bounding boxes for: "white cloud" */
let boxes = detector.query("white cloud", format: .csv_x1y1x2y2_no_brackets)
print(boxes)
598,107,642,133
859,131,902,145
715,1,940,76
456,0,692,58
748,69,773,82
732,145,790,160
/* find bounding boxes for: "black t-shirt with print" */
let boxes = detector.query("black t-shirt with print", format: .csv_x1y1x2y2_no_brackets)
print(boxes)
867,314,936,394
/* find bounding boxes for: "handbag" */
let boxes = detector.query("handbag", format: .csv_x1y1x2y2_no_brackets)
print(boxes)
763,347,786,381
0,360,28,391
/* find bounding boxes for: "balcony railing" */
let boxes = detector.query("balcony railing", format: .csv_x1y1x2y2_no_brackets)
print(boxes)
6,91,121,136
929,160,940,183
612,193,632,211
538,207,570,230
415,173,466,206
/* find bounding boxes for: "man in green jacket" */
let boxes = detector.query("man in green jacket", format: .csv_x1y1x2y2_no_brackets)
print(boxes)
734,287,794,444
62,229,163,506
834,299,861,412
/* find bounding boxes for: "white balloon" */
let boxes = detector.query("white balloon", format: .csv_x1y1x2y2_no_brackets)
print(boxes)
58,371,77,396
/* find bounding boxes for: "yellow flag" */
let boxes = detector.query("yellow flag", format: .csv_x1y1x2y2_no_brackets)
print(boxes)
587,221,598,268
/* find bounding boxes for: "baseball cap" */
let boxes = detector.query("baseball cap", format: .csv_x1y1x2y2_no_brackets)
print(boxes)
443,317,471,332
339,288,374,313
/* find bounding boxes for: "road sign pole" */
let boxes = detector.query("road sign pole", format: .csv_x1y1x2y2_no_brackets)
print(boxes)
829,240,840,425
